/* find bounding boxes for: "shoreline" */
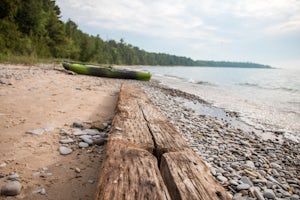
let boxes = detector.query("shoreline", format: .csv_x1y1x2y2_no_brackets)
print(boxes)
138,79,300,199
0,64,299,199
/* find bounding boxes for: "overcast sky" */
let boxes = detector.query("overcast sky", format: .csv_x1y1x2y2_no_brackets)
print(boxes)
56,0,300,68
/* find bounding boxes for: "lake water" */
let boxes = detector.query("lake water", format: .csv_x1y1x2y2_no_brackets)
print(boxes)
142,66,300,142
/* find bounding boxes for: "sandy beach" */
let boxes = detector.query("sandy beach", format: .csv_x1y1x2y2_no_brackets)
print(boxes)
0,64,123,199
0,64,299,199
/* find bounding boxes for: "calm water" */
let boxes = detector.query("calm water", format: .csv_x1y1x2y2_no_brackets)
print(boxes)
142,66,300,141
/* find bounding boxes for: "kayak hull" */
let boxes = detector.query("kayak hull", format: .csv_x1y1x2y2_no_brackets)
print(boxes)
62,62,151,81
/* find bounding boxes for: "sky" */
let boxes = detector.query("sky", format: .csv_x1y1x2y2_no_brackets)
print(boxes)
56,0,300,68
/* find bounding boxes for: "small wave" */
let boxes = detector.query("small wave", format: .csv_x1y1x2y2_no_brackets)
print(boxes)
238,82,299,93
195,81,216,86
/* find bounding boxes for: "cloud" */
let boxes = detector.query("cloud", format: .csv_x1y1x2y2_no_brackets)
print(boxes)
56,0,300,65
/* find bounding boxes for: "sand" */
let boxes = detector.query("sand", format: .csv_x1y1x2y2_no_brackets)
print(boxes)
0,64,123,199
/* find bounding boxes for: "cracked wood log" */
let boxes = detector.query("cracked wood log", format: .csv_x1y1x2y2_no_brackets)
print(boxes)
109,114,154,153
95,83,231,200
160,150,231,200
95,140,171,200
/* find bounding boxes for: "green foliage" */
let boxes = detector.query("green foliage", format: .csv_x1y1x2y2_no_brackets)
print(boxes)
0,0,271,68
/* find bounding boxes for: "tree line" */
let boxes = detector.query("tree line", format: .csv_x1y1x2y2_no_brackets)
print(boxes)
0,0,271,68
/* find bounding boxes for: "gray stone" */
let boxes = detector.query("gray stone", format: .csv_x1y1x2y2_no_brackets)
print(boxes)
59,129,69,135
0,181,22,196
73,129,86,136
79,142,89,148
290,194,300,200
251,187,264,200
217,175,228,183
237,183,250,191
59,146,73,155
73,122,83,128
240,176,253,186
263,189,276,199
8,173,19,180
229,180,239,186
59,138,74,144
26,129,44,135
83,129,100,135
44,127,55,132
33,188,46,195
81,137,93,145
93,138,106,146
270,162,282,169
245,160,255,169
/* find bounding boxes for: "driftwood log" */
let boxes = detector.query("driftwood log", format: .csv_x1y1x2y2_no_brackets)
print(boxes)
95,83,231,200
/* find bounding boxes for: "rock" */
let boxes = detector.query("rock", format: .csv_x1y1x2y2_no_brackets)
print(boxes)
59,146,73,155
245,160,255,169
240,176,253,186
44,127,55,132
229,180,239,186
59,138,74,144
73,121,83,128
33,188,46,195
270,162,282,169
73,129,86,136
8,173,19,180
75,167,80,173
93,138,106,146
263,189,276,199
79,142,89,148
80,135,93,144
217,175,228,183
59,129,69,135
0,181,22,196
251,187,264,200
237,183,250,191
88,179,95,184
91,121,107,131
290,194,300,200
0,163,7,168
26,129,44,135
83,129,100,135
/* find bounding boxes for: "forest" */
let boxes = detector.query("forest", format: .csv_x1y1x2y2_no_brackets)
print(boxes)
0,0,271,68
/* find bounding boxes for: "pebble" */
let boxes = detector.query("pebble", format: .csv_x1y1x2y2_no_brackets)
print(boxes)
79,142,89,148
263,189,276,199
26,129,44,135
217,175,228,183
83,129,101,135
88,179,95,184
44,127,55,132
59,146,73,155
60,129,70,135
0,181,22,196
240,176,253,186
33,188,46,195
245,160,255,169
250,187,264,200
59,138,74,144
237,183,250,191
73,121,83,128
75,167,80,173
73,129,86,136
93,138,106,146
81,137,93,145
0,163,7,168
270,162,282,169
8,173,19,180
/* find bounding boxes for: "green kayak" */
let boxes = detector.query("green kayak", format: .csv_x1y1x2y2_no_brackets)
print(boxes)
62,62,151,81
